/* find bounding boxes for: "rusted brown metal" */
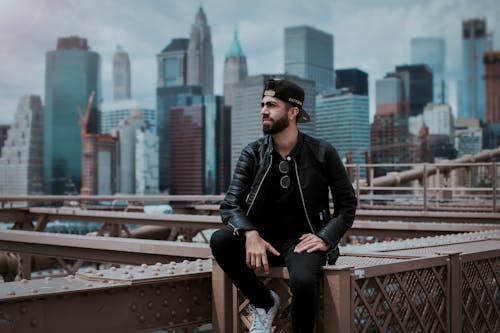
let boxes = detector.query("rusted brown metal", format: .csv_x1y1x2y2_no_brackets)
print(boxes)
0,259,212,333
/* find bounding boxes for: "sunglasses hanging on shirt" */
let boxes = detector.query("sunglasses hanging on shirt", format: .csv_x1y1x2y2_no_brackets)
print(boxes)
278,160,291,189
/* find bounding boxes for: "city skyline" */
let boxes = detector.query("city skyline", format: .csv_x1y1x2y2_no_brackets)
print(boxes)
1,0,499,124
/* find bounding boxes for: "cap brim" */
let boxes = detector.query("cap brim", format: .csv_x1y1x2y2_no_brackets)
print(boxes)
297,109,311,123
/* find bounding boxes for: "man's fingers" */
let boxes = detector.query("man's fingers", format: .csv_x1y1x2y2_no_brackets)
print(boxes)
267,243,280,256
262,255,269,274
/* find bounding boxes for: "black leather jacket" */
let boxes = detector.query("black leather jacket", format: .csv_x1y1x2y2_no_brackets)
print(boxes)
220,131,357,263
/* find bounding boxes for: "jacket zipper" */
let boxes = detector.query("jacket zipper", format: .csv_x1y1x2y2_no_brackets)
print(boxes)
246,154,273,216
293,159,315,234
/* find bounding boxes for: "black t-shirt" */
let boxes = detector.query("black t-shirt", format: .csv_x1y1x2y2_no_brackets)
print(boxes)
254,149,311,241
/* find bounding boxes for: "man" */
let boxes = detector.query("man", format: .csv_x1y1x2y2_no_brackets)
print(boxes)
210,78,357,333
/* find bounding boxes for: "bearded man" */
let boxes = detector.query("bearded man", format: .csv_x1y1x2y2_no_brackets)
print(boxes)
210,78,357,333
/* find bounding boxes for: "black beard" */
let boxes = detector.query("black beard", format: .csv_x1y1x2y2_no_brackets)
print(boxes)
263,114,289,135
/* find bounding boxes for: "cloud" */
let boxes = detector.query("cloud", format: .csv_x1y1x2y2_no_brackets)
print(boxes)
0,0,499,124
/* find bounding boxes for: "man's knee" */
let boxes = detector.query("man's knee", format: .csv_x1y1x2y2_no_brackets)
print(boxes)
210,227,237,254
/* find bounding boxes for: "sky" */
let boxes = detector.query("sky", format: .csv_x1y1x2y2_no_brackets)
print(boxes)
0,0,499,124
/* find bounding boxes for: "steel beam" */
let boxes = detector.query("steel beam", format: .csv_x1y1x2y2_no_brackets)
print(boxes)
0,230,211,265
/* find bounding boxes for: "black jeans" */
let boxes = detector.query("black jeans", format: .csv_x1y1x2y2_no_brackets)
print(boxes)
210,227,325,333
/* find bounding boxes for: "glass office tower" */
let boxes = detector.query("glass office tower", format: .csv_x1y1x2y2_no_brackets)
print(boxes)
285,25,334,94
44,37,101,194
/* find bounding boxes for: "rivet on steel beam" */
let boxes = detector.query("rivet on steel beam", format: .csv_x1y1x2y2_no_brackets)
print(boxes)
19,306,27,314
185,285,191,292
20,279,28,284
7,291,16,296
155,312,161,320
111,267,117,271
123,271,129,275
30,319,38,327
155,288,161,296
129,275,134,279
162,299,168,307
185,308,191,314
147,302,153,309
97,273,104,277
126,265,133,270
153,272,159,276
171,310,176,316
138,314,145,323
169,261,176,266
66,275,75,279
183,260,189,264
153,267,161,272
87,283,93,287
177,297,183,304
138,269,145,273
141,264,148,268
139,290,145,297
170,287,176,293
182,268,189,273
168,270,174,275
61,285,69,290
196,259,202,264
155,262,162,267
31,289,38,294
130,303,137,312
45,277,52,282
193,296,198,302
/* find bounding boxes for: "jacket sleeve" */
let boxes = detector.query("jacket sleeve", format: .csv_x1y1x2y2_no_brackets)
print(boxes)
317,146,357,247
219,145,258,235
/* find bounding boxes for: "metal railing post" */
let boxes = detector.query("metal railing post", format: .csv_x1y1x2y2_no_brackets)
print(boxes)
356,164,361,208
322,265,353,333
436,251,462,333
423,164,428,211
211,259,234,332
493,162,497,212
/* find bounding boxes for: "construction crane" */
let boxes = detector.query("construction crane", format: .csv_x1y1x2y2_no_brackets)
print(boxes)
77,91,96,195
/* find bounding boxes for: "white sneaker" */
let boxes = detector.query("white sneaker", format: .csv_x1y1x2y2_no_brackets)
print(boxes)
249,290,280,333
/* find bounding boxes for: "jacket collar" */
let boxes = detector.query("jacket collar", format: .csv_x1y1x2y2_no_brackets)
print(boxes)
266,130,305,159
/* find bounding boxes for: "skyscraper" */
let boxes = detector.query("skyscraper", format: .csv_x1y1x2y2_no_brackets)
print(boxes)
285,25,334,94
0,95,44,196
483,51,500,123
116,112,158,194
187,6,214,94
157,36,204,191
335,68,368,96
316,90,369,167
112,45,131,100
231,74,315,172
371,75,410,171
395,64,433,117
462,19,488,120
223,30,248,106
411,37,445,104
100,99,156,134
157,38,189,88
44,36,101,194
168,95,228,195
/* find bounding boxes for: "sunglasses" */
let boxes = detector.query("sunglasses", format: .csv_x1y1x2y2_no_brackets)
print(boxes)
278,160,291,189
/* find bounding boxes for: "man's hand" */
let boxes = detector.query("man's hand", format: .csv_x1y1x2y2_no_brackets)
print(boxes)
244,230,280,274
294,233,331,253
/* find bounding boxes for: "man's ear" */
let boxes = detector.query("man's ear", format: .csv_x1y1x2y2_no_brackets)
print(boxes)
289,107,300,121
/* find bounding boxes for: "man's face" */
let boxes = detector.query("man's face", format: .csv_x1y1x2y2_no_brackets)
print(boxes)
260,96,290,135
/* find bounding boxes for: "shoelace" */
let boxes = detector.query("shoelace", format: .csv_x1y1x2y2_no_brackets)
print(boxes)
249,305,266,331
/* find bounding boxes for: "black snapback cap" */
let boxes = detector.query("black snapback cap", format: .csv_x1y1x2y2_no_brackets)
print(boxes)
262,78,311,123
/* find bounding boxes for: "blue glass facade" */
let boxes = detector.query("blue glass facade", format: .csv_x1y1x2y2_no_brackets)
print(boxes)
44,38,101,194
461,19,488,120
285,26,334,94
411,37,445,104
316,92,369,174
156,86,203,191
